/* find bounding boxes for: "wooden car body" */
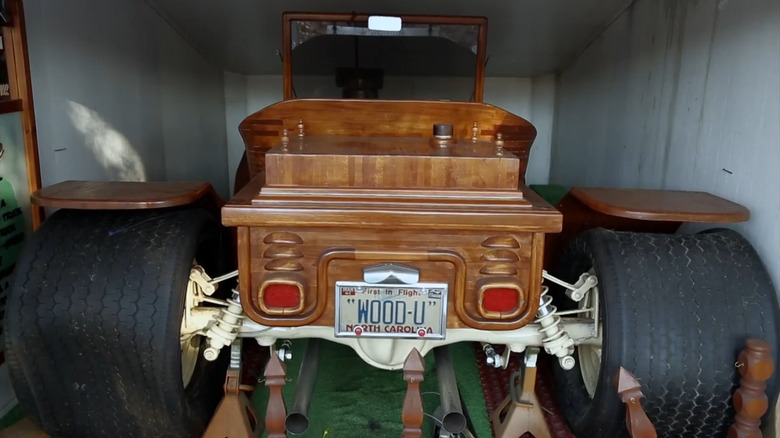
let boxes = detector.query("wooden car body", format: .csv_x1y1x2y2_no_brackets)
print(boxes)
27,13,749,371
216,99,563,367
13,11,772,438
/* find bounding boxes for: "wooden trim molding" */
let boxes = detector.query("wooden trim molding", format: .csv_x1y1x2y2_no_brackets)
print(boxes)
2,0,43,228
0,99,23,114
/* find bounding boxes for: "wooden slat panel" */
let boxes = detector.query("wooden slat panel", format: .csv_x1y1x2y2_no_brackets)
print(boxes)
264,136,520,190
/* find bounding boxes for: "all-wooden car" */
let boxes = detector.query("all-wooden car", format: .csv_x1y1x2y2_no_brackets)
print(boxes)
4,13,778,438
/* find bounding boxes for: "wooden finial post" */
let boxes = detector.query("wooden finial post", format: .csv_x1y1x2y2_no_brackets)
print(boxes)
264,354,288,438
729,338,774,438
495,132,504,155
297,119,305,138
471,121,479,142
402,348,425,438
616,367,657,438
281,128,290,150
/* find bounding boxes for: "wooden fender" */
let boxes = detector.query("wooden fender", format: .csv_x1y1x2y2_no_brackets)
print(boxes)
31,180,223,213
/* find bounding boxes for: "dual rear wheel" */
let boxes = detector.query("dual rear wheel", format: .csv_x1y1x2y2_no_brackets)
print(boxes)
552,228,780,437
3,208,229,438
4,209,779,437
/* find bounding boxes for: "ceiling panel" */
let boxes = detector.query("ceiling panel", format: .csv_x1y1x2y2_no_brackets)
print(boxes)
144,0,632,77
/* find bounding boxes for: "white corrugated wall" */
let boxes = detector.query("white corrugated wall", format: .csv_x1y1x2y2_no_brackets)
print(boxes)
551,0,780,291
23,0,230,197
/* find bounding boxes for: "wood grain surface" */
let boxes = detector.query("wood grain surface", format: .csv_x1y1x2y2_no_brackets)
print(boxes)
571,187,749,223
223,180,560,233
239,99,537,182
264,136,520,190
32,180,222,210
230,98,559,331
236,226,548,331
2,0,44,227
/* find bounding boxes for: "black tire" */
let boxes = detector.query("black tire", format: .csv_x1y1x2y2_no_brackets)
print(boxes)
551,228,780,438
3,208,230,438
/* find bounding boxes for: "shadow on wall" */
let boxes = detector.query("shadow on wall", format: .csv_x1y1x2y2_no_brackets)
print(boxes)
67,101,147,181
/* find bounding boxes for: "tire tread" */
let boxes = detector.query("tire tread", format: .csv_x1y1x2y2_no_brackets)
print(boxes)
553,228,780,438
3,208,224,438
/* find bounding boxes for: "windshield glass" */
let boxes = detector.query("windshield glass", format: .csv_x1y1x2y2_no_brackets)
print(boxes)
287,17,484,101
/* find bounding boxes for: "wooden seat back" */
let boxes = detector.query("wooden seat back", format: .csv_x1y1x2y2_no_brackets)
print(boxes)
237,99,537,187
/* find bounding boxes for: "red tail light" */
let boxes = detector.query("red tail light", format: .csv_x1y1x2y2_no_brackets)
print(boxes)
263,284,301,308
258,278,305,315
482,288,519,313
477,280,523,319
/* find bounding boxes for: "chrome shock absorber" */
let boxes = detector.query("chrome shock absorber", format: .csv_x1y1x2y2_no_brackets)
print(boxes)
203,290,245,361
536,286,576,370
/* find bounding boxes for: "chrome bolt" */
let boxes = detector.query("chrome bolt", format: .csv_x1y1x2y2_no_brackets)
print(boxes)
277,340,293,362
483,344,502,368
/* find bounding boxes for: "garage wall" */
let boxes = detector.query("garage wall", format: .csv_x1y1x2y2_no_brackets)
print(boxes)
23,0,229,196
157,15,228,196
551,0,780,290
224,74,556,193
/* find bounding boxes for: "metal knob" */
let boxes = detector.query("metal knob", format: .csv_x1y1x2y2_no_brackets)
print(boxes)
433,123,453,138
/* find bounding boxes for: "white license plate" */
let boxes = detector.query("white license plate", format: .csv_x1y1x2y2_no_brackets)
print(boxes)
335,281,448,339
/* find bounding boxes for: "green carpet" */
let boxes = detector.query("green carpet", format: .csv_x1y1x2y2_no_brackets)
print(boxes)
528,184,570,206
252,340,491,437
0,404,25,429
